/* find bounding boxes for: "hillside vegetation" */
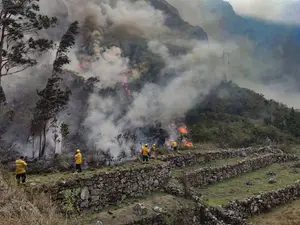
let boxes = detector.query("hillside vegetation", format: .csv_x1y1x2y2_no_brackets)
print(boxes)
186,81,300,149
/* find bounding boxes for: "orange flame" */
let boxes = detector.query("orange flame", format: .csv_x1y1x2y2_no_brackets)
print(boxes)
177,126,188,134
184,141,193,147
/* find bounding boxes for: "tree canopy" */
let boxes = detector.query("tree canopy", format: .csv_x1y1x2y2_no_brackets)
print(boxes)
0,0,57,103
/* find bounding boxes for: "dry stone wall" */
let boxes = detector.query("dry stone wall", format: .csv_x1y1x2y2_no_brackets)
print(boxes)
124,208,201,225
185,154,298,187
40,163,171,212
160,146,280,168
31,146,298,224
224,180,300,218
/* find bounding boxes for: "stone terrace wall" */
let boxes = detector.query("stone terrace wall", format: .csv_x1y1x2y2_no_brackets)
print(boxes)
39,163,171,212
185,154,298,187
124,208,200,225
224,181,300,218
159,146,280,168
124,205,230,225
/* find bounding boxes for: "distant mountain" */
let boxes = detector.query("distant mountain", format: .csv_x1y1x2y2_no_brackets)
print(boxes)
148,0,208,40
198,0,300,85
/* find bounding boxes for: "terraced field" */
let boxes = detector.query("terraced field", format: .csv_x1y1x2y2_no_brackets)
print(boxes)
199,162,299,206
26,146,300,224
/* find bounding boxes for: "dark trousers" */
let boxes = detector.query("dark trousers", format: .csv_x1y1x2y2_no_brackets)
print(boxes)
76,164,82,173
16,173,26,184
142,155,149,162
173,146,178,151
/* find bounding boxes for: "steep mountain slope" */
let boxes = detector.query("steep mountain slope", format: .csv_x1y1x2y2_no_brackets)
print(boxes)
2,0,300,160
194,0,300,84
186,81,300,148
148,0,208,40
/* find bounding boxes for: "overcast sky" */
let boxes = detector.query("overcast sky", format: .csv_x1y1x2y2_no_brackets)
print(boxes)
226,0,300,24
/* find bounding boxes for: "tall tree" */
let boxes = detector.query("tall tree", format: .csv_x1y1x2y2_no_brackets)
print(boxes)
31,21,78,159
0,0,57,103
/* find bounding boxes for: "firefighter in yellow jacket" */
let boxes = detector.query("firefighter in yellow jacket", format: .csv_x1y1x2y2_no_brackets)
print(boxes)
141,144,150,162
74,149,82,173
172,140,178,151
15,156,27,184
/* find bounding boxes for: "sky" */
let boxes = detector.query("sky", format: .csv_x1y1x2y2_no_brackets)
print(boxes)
226,0,300,24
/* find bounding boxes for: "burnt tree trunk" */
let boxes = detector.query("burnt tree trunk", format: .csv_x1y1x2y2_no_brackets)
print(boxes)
0,85,6,105
39,123,47,159
39,133,42,159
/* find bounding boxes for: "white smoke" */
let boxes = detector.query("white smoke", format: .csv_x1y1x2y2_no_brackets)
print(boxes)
2,0,298,159
167,0,300,26
226,0,300,24
82,38,234,158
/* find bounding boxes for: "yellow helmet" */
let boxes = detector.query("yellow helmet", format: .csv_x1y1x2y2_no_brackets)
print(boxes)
153,144,156,146
76,149,80,153
145,144,148,147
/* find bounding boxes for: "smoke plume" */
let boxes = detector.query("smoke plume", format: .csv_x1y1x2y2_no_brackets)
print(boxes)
2,0,299,158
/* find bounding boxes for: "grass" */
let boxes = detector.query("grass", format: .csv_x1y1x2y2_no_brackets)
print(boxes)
26,144,222,186
0,169,69,225
249,199,300,225
77,192,194,225
199,162,300,206
172,155,258,178
27,160,163,186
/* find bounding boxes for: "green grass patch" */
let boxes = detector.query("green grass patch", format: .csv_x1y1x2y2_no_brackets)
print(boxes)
200,162,300,206
27,160,163,185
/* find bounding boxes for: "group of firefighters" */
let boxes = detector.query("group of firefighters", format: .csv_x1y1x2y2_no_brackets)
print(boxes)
14,141,178,184
140,140,178,162
15,149,83,184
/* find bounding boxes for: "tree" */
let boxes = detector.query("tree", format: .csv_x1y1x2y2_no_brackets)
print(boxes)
0,0,57,103
31,21,78,159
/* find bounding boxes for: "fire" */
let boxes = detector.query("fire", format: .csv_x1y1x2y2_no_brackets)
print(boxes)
178,124,193,147
177,126,188,134
184,141,193,147
121,72,131,94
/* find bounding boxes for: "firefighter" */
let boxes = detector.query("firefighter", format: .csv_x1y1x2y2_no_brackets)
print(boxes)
15,156,27,184
172,140,178,151
141,144,150,162
74,149,82,173
150,144,156,158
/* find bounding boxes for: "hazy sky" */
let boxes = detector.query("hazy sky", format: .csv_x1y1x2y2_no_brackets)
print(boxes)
226,0,300,24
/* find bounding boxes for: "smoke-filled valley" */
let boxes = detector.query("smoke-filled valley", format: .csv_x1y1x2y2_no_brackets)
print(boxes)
2,0,300,163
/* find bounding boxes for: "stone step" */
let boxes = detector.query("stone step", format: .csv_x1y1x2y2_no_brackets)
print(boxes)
171,154,266,178
158,146,280,168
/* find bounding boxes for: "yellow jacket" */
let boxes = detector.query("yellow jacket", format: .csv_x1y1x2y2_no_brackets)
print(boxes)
75,152,82,164
172,141,177,147
142,146,149,156
15,159,27,174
